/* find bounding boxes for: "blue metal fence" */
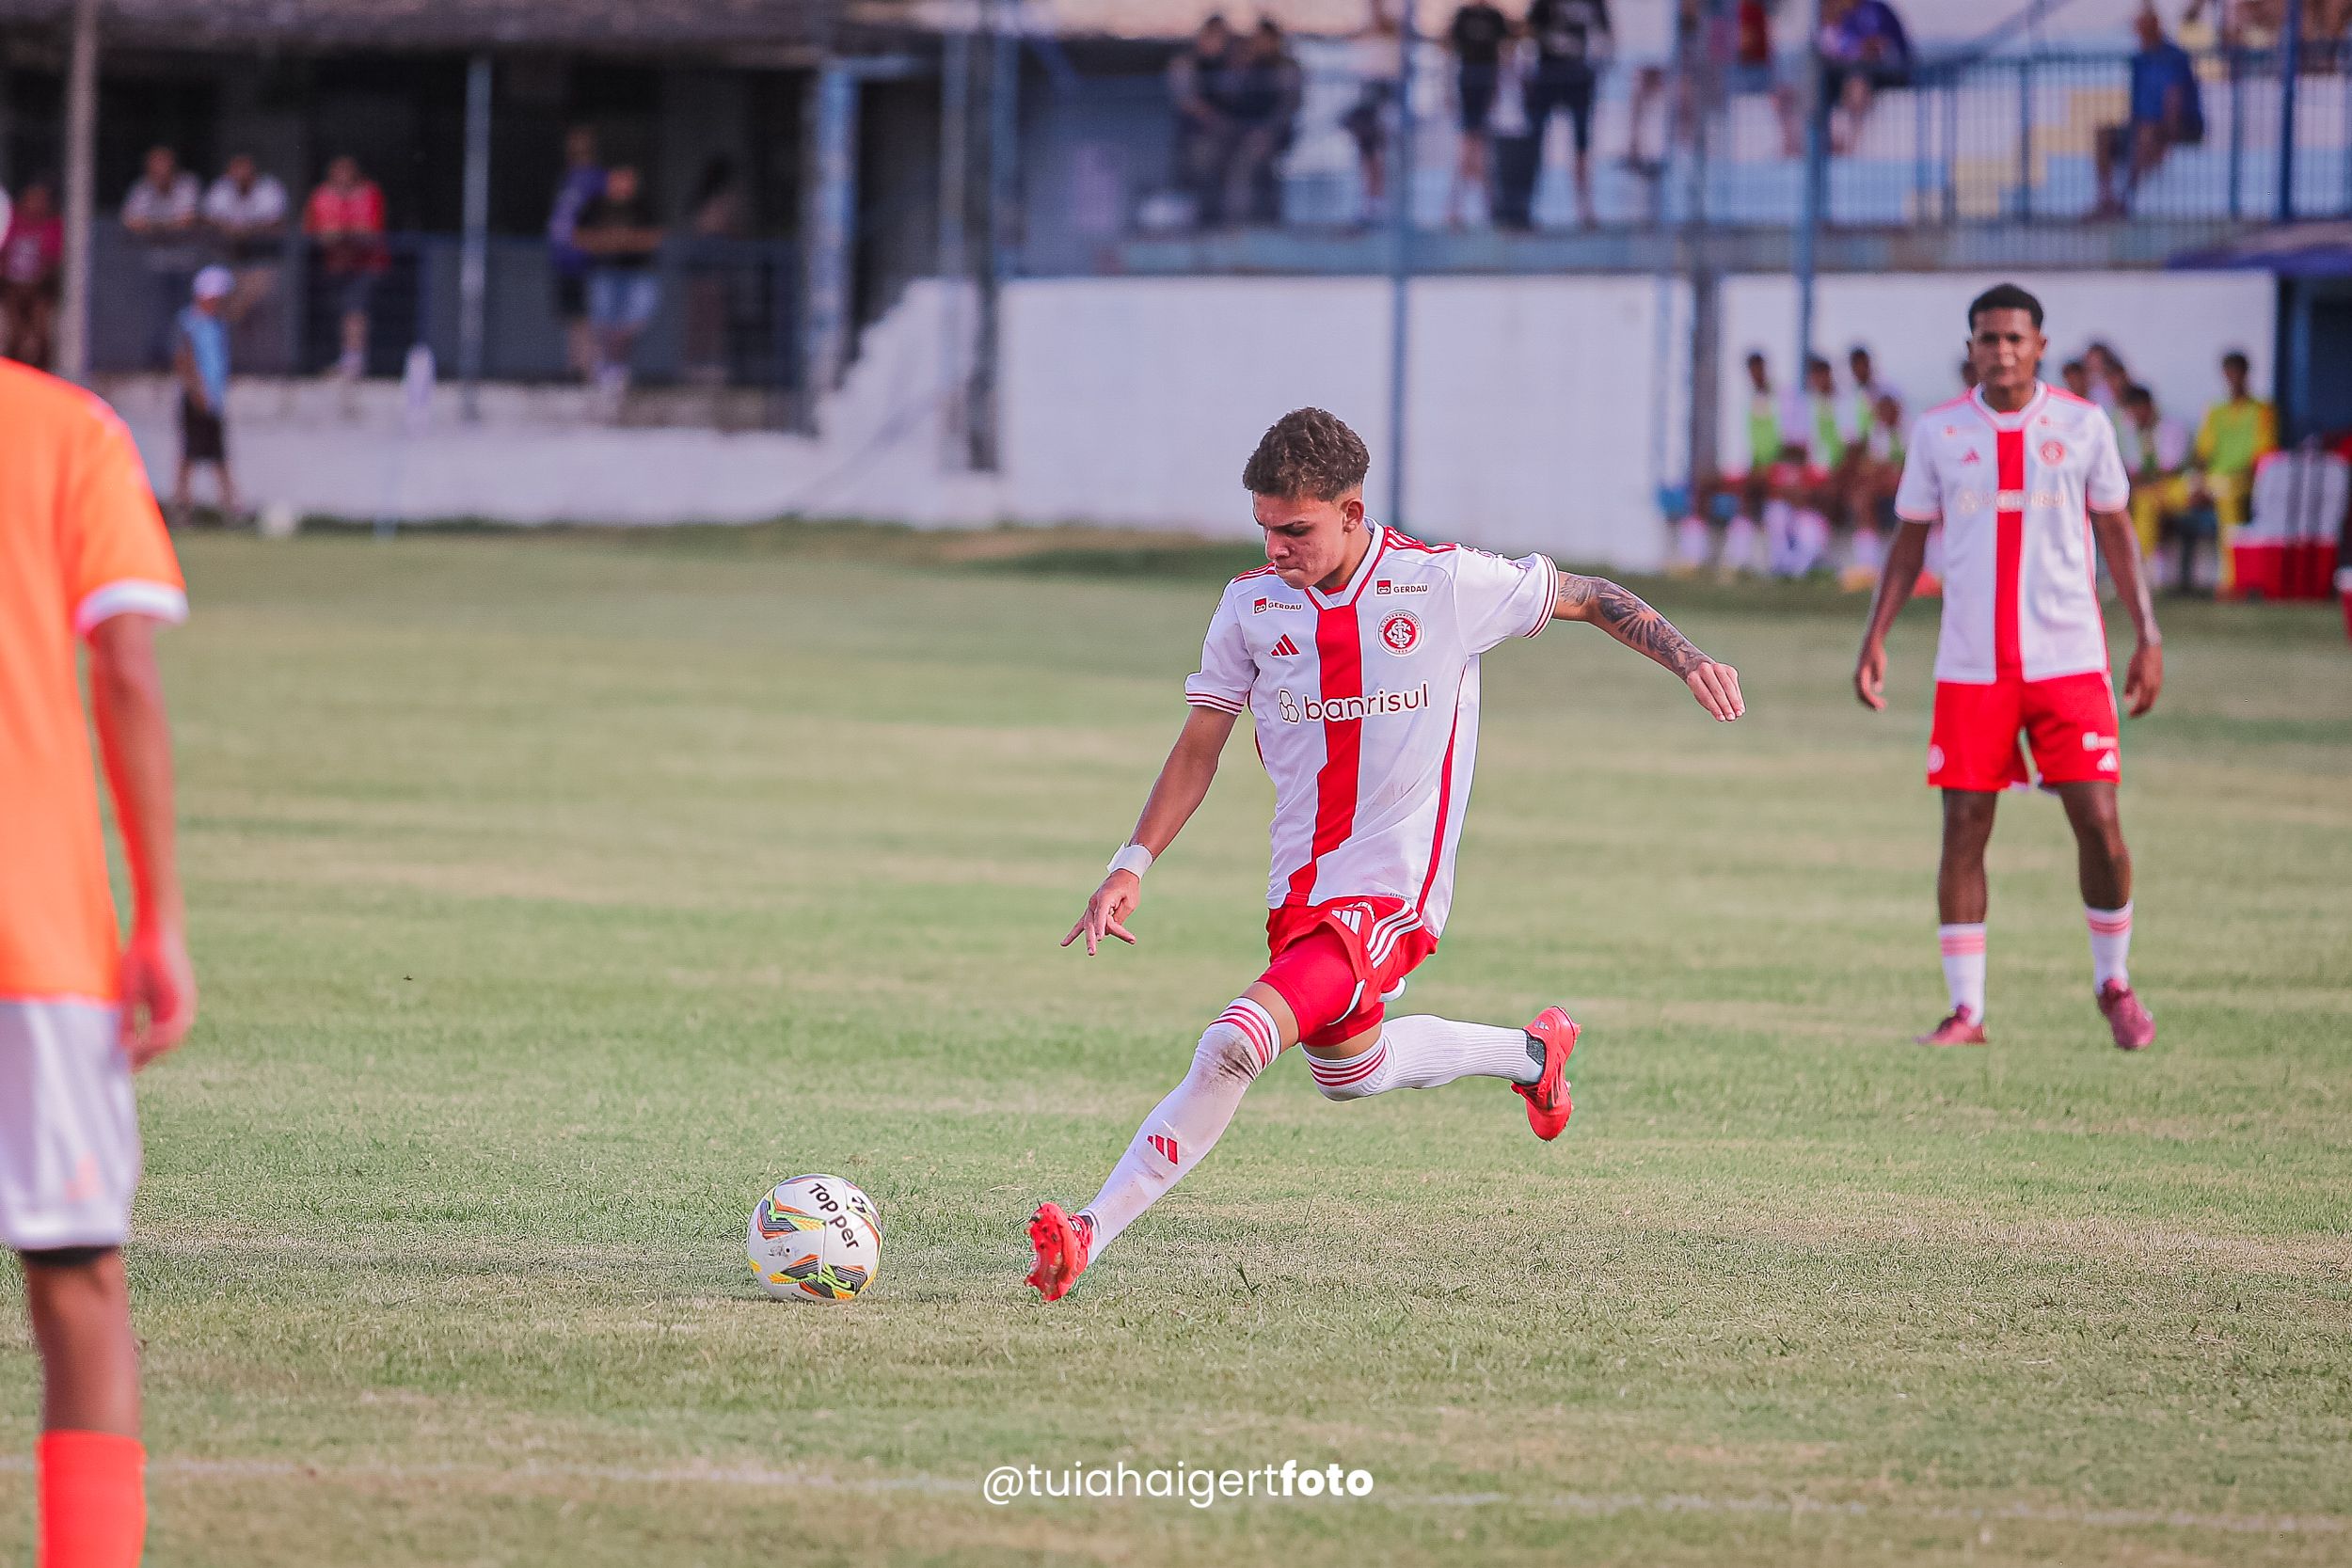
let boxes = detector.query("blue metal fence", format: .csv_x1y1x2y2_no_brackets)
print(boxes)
1016,40,2352,273
85,227,803,406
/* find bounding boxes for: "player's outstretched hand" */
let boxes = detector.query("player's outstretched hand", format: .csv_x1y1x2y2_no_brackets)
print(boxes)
119,917,196,1069
1686,660,1745,721
2123,639,2164,717
1062,871,1141,957
1853,640,1888,711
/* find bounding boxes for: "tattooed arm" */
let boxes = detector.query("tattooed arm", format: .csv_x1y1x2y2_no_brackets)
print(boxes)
1554,570,1746,721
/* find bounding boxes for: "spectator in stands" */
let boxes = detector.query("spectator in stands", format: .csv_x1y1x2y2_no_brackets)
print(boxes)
173,266,238,523
1447,0,1513,227
1625,0,1707,183
2194,349,2278,594
203,153,290,372
1224,21,1303,227
303,155,387,380
2082,340,2130,411
2119,382,2194,589
122,145,203,368
1169,15,1242,227
577,163,663,395
548,127,607,379
1345,2,1405,227
1,178,63,368
1844,344,1895,436
681,156,741,387
1523,0,1612,227
1843,388,1908,588
2097,7,2203,216
1766,354,1840,577
1818,0,1913,154
2060,358,2093,400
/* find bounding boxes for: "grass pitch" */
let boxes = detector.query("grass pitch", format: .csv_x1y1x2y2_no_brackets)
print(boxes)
3,524,2348,1567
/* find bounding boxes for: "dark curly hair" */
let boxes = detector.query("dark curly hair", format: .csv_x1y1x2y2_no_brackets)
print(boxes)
1967,282,2043,330
1242,408,1371,500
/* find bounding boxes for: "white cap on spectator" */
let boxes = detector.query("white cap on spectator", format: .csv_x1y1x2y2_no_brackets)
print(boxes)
192,265,235,301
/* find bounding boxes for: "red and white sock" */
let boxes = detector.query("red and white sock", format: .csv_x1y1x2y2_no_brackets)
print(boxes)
1939,923,1987,1020
2085,903,2133,989
1077,998,1278,1259
1308,1015,1539,1101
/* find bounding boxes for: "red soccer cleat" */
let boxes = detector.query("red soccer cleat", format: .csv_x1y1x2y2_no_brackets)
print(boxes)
2097,981,2156,1051
1915,1006,1988,1047
1515,1006,1579,1141
1025,1201,1093,1302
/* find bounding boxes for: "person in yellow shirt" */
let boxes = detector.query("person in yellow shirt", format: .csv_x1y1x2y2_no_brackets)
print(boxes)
2119,383,2194,585
2194,350,2278,594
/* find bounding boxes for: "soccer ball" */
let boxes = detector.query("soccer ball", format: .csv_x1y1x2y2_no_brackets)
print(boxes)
746,1175,882,1303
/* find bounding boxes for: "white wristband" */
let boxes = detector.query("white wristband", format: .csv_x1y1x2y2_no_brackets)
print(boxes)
1107,843,1154,879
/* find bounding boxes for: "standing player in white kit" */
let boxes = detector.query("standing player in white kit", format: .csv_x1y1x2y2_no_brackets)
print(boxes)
1028,408,1745,1300
1854,284,2164,1050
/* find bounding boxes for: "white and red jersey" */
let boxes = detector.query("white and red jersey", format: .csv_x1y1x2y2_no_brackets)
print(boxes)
1895,383,2130,684
1184,523,1559,938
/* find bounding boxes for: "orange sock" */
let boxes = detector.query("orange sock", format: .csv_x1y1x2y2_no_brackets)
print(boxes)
37,1431,146,1568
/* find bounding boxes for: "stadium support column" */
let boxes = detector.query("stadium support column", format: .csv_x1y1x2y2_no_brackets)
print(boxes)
1385,4,1416,530
2279,0,2304,223
1682,3,1722,507
56,0,99,385
968,0,1017,473
1791,0,1826,385
938,20,972,462
458,53,493,422
803,60,861,422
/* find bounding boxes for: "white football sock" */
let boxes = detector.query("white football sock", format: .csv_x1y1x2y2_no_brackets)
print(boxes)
1788,509,1831,575
1675,516,1711,567
1849,525,1886,574
1939,922,1987,1019
1723,515,1761,573
2086,903,2133,989
1308,1014,1540,1101
1763,499,1797,575
1077,998,1279,1259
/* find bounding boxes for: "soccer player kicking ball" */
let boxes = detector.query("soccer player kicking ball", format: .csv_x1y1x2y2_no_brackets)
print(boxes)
2,359,198,1567
1854,284,2163,1050
1027,408,1744,1300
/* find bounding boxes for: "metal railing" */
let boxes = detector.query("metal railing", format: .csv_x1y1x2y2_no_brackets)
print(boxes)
1016,40,2352,271
81,227,803,406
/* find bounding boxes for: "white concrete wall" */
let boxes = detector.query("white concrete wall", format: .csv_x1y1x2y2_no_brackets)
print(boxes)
1002,275,1681,566
1717,271,2278,455
113,269,2274,572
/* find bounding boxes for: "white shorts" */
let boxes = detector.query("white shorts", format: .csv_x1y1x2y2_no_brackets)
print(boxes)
0,1000,140,1252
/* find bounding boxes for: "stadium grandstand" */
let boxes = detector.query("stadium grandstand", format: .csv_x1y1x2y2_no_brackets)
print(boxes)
0,0,2346,577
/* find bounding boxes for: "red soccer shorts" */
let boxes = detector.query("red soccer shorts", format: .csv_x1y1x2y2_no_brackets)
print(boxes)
1259,896,1439,1050
1928,671,2121,791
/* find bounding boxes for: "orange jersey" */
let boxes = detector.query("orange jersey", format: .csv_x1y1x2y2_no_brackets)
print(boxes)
0,360,186,1003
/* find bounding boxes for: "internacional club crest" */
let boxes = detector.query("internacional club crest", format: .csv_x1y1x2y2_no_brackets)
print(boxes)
1378,612,1421,654
2040,438,2067,464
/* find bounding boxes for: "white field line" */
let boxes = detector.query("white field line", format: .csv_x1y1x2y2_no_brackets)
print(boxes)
0,1456,2341,1535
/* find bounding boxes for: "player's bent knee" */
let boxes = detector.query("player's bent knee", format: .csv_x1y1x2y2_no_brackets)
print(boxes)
1191,998,1280,1088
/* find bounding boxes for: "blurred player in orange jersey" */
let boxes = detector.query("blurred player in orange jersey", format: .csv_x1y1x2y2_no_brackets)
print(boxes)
2,359,197,1568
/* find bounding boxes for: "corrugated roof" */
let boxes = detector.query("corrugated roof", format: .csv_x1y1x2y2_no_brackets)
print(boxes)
0,0,932,55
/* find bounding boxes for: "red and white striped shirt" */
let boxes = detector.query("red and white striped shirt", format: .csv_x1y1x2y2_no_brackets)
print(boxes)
1184,523,1559,937
1894,383,2130,684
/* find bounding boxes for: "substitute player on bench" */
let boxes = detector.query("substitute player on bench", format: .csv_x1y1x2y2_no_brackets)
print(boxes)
1028,408,1744,1300
1853,283,2162,1050
2,358,197,1567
